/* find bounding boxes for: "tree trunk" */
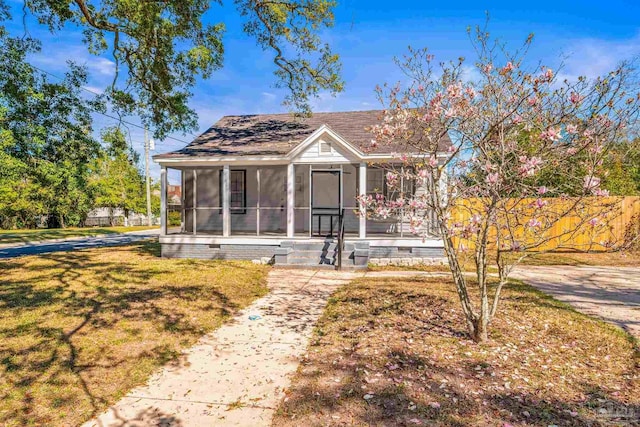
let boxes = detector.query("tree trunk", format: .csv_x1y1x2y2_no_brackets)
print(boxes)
471,315,489,342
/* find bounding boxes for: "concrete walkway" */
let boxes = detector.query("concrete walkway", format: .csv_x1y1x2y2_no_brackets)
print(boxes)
84,270,353,427
0,229,160,259
512,265,640,340
85,269,442,427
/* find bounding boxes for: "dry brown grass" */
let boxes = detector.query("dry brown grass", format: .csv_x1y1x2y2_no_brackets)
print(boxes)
273,277,639,427
0,241,269,426
0,226,159,245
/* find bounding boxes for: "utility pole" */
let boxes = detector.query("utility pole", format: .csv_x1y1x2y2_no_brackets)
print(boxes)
144,127,152,226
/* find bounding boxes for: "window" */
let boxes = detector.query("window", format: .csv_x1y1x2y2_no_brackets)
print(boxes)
219,170,246,214
367,169,386,196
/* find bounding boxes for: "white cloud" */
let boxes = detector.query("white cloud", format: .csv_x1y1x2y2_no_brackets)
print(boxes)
86,57,116,76
556,33,640,81
81,85,105,95
460,64,482,84
30,45,116,78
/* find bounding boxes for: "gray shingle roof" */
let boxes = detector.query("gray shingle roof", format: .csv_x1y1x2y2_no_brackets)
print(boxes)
153,110,452,159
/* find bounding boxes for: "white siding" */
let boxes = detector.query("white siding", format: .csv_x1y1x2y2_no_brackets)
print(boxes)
293,134,359,164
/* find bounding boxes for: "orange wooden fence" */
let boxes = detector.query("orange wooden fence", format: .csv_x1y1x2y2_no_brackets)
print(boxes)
451,196,640,252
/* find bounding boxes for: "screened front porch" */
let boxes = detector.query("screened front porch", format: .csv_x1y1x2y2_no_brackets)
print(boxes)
159,163,439,239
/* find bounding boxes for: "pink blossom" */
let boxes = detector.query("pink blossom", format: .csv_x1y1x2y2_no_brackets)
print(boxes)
428,156,438,167
511,241,523,251
544,68,554,80
513,115,523,124
533,198,548,209
418,169,428,179
566,124,578,134
447,145,456,153
465,87,476,99
446,83,463,99
518,156,544,176
593,188,610,197
417,85,425,92
570,92,583,104
583,176,601,192
470,214,482,224
527,97,538,106
485,172,500,185
540,127,562,142
501,61,515,74
377,207,391,219
482,161,496,172
537,186,548,195
588,217,600,227
386,172,398,188
370,139,378,148
527,218,542,228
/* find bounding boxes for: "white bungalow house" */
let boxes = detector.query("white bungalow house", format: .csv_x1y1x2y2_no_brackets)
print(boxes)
153,110,451,268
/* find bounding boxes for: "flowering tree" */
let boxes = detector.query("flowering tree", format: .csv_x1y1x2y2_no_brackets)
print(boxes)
362,29,640,342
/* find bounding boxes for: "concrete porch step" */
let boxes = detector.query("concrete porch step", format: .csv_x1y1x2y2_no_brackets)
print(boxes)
281,241,357,252
286,257,335,265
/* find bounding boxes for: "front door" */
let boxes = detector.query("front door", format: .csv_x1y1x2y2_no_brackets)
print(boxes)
311,170,341,237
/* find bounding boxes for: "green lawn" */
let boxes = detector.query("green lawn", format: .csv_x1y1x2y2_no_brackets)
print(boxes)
0,226,159,245
0,242,269,426
274,277,639,426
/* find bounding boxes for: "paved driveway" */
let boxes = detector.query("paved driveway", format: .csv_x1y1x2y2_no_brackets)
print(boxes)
512,266,640,340
0,229,160,259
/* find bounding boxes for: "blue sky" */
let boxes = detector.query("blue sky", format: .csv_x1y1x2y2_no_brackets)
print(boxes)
4,0,640,180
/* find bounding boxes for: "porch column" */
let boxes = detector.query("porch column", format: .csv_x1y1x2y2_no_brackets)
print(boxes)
286,163,295,237
192,169,197,235
222,165,230,236
160,165,167,235
359,162,367,239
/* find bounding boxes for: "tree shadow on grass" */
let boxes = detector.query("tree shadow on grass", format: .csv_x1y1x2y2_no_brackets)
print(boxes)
0,246,257,426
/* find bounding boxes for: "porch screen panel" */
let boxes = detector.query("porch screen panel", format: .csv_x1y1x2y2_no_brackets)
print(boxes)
166,168,184,234
183,169,195,233
294,164,310,236
342,164,359,237
365,166,416,237
229,167,258,235
195,168,222,235
258,166,287,235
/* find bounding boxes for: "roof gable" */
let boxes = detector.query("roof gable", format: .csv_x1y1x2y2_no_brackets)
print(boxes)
287,125,363,163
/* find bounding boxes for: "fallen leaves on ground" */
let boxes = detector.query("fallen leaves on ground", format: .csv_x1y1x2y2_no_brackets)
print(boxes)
273,277,639,426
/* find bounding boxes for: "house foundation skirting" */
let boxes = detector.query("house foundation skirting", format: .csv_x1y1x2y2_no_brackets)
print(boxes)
159,239,446,268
